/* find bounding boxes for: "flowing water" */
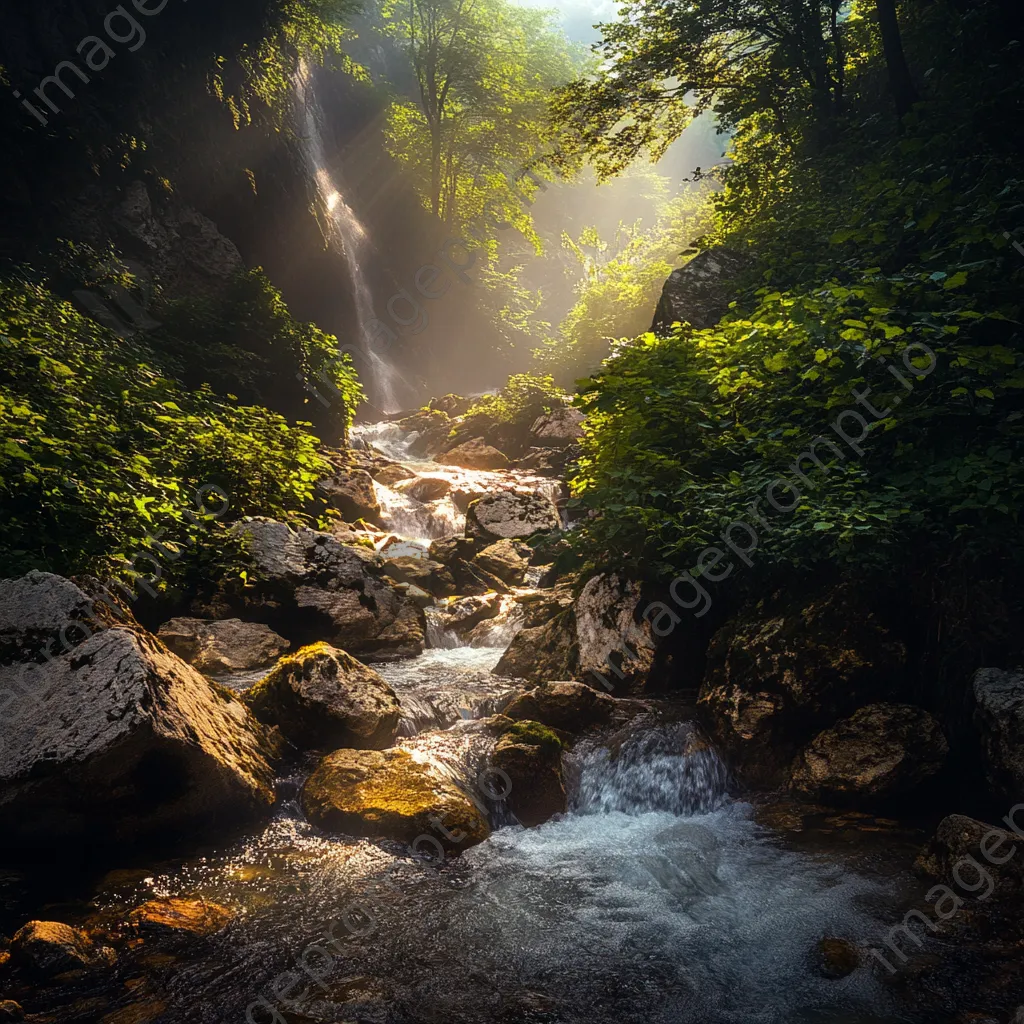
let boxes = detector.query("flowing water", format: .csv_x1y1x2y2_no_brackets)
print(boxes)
6,420,946,1023
294,65,412,413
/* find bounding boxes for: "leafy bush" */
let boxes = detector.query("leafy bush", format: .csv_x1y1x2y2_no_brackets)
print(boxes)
466,373,569,424
0,278,336,581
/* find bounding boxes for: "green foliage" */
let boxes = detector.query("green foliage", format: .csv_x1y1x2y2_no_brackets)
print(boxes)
0,279,334,581
466,373,569,424
535,189,714,381
153,269,363,439
566,4,1024,584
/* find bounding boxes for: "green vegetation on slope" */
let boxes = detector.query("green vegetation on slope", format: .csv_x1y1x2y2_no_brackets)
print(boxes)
559,1,1024,589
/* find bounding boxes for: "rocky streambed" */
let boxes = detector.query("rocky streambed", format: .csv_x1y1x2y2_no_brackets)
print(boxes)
0,408,1021,1023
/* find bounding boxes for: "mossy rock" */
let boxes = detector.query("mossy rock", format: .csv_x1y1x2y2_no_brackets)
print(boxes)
245,643,400,751
301,748,490,853
491,720,566,827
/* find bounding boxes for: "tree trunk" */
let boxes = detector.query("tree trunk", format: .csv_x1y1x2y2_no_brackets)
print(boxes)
875,0,918,119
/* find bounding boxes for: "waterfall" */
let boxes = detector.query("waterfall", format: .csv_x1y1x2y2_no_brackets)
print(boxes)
292,61,408,412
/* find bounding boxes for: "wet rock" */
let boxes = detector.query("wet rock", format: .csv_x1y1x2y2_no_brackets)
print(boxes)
428,394,472,417
530,407,584,447
373,464,415,487
381,557,456,598
428,537,477,566
973,668,1024,801
230,519,426,661
155,617,288,675
465,491,560,542
245,643,401,751
790,704,948,806
490,721,566,827
473,539,532,586
697,586,906,787
99,998,168,1024
0,1001,23,1022
301,748,490,852
438,438,510,471
10,921,115,976
513,447,574,476
575,574,656,692
0,626,277,854
317,468,381,526
0,571,130,662
450,558,510,596
397,476,452,503
127,898,234,939
815,937,860,979
503,681,616,732
444,594,504,634
651,246,752,333
915,814,1024,902
494,613,578,684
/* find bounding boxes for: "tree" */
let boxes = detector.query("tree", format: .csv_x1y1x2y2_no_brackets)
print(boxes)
873,0,918,119
551,0,852,180
379,0,583,231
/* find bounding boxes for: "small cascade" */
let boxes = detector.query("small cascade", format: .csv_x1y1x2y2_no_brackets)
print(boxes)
375,483,463,544
571,722,730,817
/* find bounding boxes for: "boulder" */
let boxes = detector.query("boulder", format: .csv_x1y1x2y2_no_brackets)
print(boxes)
697,586,906,786
0,626,277,853
317,469,381,526
530,407,584,447
397,476,452,503
0,571,129,662
444,594,504,634
231,519,426,660
428,537,477,566
301,747,490,852
10,921,115,976
0,1001,22,1022
373,464,415,488
244,643,400,751
494,613,578,684
428,394,472,417
127,898,234,939
381,557,456,598
513,448,572,476
575,574,656,692
503,681,616,732
465,491,560,542
438,439,510,471
915,814,1024,902
490,721,566,827
789,703,948,806
474,539,532,586
155,618,288,675
973,668,1024,801
651,246,752,333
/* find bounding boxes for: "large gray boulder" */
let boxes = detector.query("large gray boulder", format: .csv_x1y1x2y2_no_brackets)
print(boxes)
503,681,616,732
575,574,656,692
789,703,948,806
697,585,906,787
0,626,277,854
473,539,532,586
244,643,401,751
316,468,381,525
438,438,510,471
530,407,584,447
0,571,126,662
156,617,288,675
974,668,1024,800
652,247,751,333
465,491,560,542
230,519,426,660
